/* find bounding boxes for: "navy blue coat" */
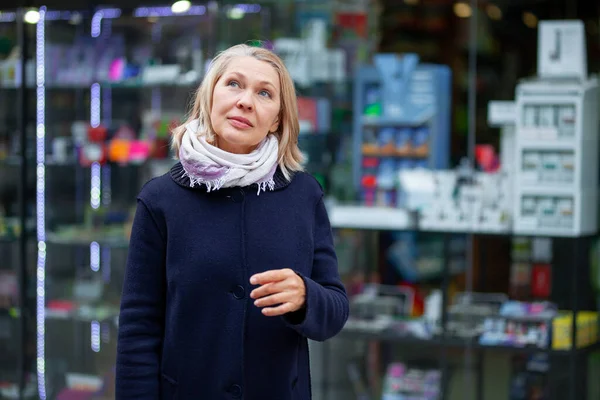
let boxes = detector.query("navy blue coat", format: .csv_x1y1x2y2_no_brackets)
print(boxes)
115,162,349,399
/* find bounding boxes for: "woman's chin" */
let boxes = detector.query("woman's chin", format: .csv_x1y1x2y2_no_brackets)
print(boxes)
216,133,260,154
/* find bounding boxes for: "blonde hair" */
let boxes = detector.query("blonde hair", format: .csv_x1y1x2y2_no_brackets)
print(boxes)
171,43,304,180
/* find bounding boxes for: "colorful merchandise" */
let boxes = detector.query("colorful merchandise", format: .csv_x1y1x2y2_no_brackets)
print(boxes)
353,53,451,206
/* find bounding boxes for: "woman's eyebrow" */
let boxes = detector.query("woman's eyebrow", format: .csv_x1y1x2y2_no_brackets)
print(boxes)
228,71,276,90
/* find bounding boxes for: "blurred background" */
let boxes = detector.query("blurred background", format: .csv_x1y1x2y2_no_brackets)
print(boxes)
1,0,600,399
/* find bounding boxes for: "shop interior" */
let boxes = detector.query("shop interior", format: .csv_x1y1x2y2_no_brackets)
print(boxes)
1,0,600,399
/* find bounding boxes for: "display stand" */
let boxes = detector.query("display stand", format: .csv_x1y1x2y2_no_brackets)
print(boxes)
352,53,451,206
513,77,598,237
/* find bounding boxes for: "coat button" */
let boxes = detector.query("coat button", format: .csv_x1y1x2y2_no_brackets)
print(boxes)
232,285,245,299
229,384,242,398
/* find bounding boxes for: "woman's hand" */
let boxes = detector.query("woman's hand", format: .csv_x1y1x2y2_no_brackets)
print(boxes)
250,269,306,316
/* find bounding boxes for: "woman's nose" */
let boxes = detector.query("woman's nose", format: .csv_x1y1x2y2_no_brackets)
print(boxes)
236,91,254,110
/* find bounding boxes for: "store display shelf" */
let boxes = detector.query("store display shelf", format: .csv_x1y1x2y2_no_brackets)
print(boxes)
0,380,37,400
509,228,590,238
36,80,201,90
338,328,445,346
480,341,600,356
0,236,19,244
516,185,575,196
0,307,19,319
325,204,599,237
338,328,600,355
46,232,129,248
0,83,35,89
45,305,120,324
518,139,576,151
42,158,176,169
418,225,512,236
361,150,428,159
0,156,23,166
102,79,201,89
361,114,433,127
328,204,417,231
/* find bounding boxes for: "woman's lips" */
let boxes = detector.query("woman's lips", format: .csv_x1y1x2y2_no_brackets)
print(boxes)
228,117,253,128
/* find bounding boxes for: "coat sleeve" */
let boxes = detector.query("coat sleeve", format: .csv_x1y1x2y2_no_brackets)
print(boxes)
116,198,166,399
283,194,349,341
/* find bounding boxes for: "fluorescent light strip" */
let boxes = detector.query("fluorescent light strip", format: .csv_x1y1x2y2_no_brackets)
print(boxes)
90,242,100,272
91,8,121,38
133,5,206,17
35,7,47,400
90,83,101,128
99,8,121,18
44,11,78,21
90,162,101,210
90,11,102,37
232,4,261,13
0,12,17,22
91,321,101,352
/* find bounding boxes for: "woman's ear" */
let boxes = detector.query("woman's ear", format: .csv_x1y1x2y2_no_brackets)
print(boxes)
269,118,280,134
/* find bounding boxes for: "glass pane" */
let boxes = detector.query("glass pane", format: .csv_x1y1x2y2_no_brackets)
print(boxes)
41,10,116,399
21,2,600,400
0,7,37,399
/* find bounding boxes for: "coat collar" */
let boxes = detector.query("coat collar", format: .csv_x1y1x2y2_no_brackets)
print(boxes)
169,161,292,192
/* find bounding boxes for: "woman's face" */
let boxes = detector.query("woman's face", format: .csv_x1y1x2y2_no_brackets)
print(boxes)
210,56,281,154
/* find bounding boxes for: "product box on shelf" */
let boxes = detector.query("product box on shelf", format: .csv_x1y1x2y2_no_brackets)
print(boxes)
444,292,508,339
382,362,441,400
296,97,331,134
399,166,512,233
478,301,557,348
552,311,599,350
273,19,347,88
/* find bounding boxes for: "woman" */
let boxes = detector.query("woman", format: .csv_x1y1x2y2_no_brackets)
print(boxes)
115,43,349,399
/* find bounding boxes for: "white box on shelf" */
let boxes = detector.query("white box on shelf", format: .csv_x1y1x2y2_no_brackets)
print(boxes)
328,204,416,231
513,187,597,237
537,20,587,81
488,101,516,127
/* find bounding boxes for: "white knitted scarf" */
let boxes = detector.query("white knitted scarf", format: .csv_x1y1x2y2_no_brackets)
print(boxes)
178,119,279,194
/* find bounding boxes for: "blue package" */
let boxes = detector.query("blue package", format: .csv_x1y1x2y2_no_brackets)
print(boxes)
364,85,382,116
378,128,396,155
362,127,379,155
377,158,397,189
395,128,412,155
412,126,430,156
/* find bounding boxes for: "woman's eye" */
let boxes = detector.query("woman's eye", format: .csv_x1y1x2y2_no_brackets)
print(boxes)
228,80,240,88
259,90,271,98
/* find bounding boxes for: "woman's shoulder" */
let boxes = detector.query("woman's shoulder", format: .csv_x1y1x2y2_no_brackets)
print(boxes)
137,167,181,203
287,170,325,198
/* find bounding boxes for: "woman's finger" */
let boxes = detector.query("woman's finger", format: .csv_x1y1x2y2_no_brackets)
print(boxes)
249,282,274,299
250,268,293,285
261,302,295,317
253,292,291,308
251,274,301,299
